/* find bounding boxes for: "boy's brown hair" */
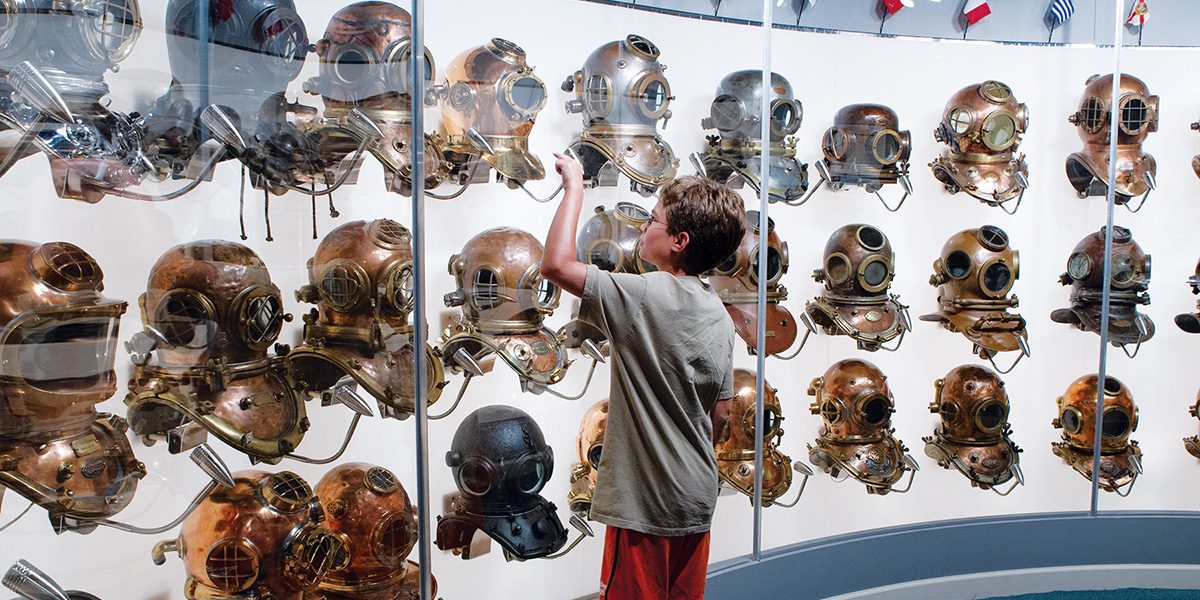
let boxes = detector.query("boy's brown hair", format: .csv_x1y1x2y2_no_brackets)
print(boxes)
659,176,747,275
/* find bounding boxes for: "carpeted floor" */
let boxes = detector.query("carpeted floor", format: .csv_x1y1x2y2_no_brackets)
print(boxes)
984,589,1200,600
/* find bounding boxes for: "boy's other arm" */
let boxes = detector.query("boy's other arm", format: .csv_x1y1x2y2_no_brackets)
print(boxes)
541,152,588,298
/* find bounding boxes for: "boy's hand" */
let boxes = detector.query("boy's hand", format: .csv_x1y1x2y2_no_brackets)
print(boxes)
555,152,584,192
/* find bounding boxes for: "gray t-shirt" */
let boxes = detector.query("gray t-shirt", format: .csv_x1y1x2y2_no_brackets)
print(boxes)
579,264,736,536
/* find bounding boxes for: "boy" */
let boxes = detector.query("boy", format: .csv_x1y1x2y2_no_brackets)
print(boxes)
541,153,746,600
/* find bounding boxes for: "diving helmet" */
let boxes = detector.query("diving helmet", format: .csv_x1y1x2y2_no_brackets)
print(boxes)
563,34,678,195
1184,388,1200,461
563,203,656,349
302,1,447,196
698,70,808,204
807,359,917,495
805,103,912,211
1173,258,1200,334
0,0,148,202
1065,73,1158,209
709,210,798,357
0,240,145,524
1052,375,1142,495
436,405,568,561
923,364,1022,494
1050,226,1153,352
920,226,1028,369
806,224,909,352
152,470,351,600
435,38,548,187
144,0,311,196
125,241,308,463
713,369,793,506
307,463,428,600
930,80,1030,212
441,227,570,388
568,399,607,517
288,219,446,420
577,203,656,275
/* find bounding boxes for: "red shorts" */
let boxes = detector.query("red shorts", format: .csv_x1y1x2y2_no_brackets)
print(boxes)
598,526,710,600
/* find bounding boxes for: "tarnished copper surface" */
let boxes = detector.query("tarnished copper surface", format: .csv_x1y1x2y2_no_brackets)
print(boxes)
308,463,419,599
923,364,1020,490
306,2,417,109
126,241,307,462
806,224,907,351
713,369,792,505
168,470,349,600
289,220,445,418
568,399,607,515
921,226,1025,354
808,435,908,494
576,203,657,275
1065,73,1158,202
439,38,546,182
930,80,1029,206
0,240,127,440
819,104,911,191
0,413,144,521
1050,226,1154,347
302,3,449,195
710,211,797,355
807,359,912,494
807,359,894,444
1053,375,1138,454
445,227,558,333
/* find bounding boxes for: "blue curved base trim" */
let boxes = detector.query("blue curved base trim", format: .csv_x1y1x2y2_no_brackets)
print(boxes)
706,511,1200,600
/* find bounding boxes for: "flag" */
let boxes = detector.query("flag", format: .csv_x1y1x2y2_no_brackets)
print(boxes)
883,0,913,14
1048,0,1075,26
963,0,991,24
1126,0,1149,26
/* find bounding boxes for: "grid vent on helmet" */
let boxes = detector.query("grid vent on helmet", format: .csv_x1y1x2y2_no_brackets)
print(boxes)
205,539,259,593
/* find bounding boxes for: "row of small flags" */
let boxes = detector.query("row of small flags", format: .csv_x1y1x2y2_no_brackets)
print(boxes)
858,0,1151,31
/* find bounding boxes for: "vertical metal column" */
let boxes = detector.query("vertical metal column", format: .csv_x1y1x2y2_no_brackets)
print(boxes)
1091,0,1125,516
751,0,774,562
196,0,210,142
409,0,433,597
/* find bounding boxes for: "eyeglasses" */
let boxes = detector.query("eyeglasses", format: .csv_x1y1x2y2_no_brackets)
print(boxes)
646,212,668,230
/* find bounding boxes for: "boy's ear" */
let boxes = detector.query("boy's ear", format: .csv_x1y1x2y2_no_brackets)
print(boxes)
672,231,690,253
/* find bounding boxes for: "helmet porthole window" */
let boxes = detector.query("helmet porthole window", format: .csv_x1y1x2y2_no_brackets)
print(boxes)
861,259,889,290
946,107,972,135
872,130,903,165
981,262,1012,295
822,128,849,161
585,74,612,116
861,396,889,426
1067,252,1091,280
1119,96,1150,135
1079,97,1106,133
1102,408,1132,438
471,268,502,310
947,251,972,279
825,253,851,285
709,94,743,132
1061,407,1082,434
982,113,1018,150
976,400,1007,431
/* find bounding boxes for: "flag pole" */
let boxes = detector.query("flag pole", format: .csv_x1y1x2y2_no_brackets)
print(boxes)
796,1,806,25
1048,22,1056,43
879,10,888,34
963,20,970,40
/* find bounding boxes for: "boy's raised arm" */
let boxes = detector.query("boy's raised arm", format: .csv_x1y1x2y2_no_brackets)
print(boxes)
541,152,589,298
